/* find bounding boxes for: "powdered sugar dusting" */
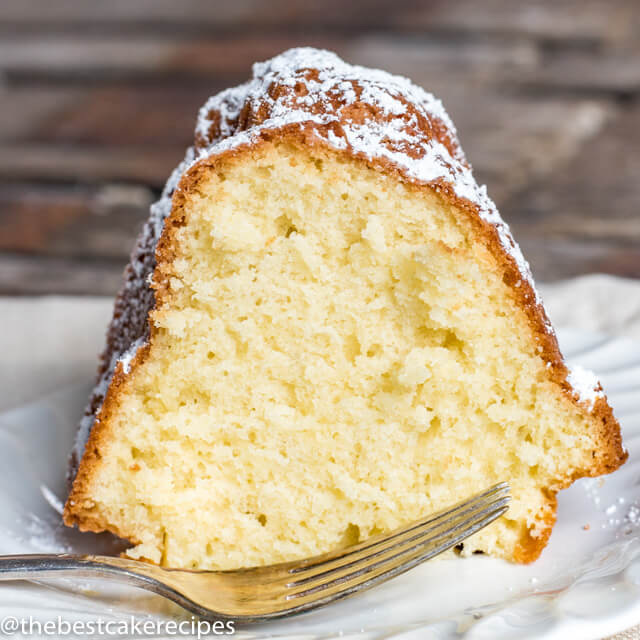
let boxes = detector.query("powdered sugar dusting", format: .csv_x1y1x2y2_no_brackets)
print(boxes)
118,336,146,374
24,514,73,553
627,504,640,526
41,484,64,515
567,364,605,410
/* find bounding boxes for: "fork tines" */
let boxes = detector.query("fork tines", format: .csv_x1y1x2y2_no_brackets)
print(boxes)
283,483,510,605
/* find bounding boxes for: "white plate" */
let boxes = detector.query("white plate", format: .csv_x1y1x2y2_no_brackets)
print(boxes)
1,328,640,640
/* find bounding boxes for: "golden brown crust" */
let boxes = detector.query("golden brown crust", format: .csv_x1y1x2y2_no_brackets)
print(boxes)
64,350,147,536
64,49,627,563
512,493,558,563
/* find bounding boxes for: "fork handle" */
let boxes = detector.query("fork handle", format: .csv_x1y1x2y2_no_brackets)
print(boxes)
0,553,177,593
0,554,127,580
0,554,225,618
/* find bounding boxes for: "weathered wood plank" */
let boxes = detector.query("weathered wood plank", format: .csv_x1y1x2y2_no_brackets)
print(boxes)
2,34,639,95
354,37,640,96
516,50,640,94
0,35,490,80
25,86,211,146
0,183,152,258
0,0,411,31
519,237,640,282
506,102,640,281
1,0,636,47
398,0,639,45
0,253,125,295
0,144,179,186
453,95,614,204
0,86,82,141
507,103,640,231
0,34,345,87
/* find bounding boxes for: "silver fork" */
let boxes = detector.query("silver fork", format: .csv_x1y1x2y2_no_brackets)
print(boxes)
0,483,509,622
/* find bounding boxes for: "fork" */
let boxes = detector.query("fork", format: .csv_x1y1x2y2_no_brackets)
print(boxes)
0,483,509,622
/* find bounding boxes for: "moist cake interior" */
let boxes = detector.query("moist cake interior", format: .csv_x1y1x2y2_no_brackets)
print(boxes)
80,142,608,569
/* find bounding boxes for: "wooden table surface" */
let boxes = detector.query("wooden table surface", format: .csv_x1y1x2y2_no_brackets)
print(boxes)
1,0,639,295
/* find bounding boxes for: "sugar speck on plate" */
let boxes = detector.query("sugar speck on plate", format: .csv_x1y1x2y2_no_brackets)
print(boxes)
626,505,640,525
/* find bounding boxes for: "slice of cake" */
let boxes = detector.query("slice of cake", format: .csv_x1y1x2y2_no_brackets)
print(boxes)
64,48,626,569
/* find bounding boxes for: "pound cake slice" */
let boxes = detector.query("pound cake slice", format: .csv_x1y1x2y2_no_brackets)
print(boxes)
64,48,626,569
